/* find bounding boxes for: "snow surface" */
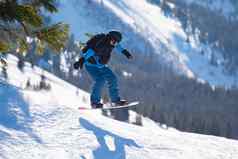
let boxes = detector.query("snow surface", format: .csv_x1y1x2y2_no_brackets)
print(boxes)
1,55,238,159
182,0,236,20
52,0,238,88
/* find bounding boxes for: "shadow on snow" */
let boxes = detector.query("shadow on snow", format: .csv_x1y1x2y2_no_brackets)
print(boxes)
79,118,142,159
0,82,42,143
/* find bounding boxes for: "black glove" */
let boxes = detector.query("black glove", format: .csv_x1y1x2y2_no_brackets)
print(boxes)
122,49,133,59
73,57,84,70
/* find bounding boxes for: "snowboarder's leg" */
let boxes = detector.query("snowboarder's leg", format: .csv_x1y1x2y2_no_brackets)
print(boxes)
91,77,105,104
85,65,105,105
102,67,122,103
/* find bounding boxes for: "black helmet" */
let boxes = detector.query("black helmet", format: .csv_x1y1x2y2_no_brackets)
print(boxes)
108,31,122,42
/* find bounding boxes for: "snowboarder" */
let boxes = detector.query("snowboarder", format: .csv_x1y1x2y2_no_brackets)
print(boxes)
74,31,133,108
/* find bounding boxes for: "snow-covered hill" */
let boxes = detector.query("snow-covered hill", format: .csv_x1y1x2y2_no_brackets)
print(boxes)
1,55,238,159
52,0,238,88
181,0,237,20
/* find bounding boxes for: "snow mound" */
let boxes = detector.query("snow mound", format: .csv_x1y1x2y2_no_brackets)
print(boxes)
0,55,238,159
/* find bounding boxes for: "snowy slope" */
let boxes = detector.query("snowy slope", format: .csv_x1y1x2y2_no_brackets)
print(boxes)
52,0,238,88
182,0,237,19
1,56,238,159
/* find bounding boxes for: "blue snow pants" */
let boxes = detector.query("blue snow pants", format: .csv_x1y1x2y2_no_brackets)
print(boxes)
85,65,120,104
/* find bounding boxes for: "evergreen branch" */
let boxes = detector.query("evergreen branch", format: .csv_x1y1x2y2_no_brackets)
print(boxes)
15,5,43,27
0,0,69,56
0,40,10,52
19,21,30,36
17,37,29,55
35,22,69,52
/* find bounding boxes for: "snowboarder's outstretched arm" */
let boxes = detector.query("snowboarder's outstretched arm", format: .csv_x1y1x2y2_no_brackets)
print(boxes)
115,44,133,59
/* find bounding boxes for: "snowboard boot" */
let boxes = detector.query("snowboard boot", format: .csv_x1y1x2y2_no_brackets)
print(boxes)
91,102,103,109
112,99,129,107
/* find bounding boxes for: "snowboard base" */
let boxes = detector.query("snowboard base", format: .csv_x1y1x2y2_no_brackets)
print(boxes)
78,101,139,110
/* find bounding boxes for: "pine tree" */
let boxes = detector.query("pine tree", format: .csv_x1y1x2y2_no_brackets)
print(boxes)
0,0,69,56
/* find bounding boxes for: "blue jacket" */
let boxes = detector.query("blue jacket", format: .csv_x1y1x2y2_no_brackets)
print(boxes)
81,43,125,68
